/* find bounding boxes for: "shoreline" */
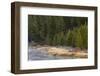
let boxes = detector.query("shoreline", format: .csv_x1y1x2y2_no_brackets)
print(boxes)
30,45,88,58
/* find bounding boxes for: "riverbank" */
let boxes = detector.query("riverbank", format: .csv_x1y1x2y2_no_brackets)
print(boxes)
30,45,88,59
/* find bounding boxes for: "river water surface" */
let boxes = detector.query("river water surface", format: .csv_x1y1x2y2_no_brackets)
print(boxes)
28,46,74,60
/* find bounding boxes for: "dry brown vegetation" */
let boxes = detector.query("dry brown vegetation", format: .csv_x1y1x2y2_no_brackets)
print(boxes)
32,46,87,58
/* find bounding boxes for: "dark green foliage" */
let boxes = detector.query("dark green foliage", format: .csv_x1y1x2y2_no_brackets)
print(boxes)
28,15,88,49
74,23,88,49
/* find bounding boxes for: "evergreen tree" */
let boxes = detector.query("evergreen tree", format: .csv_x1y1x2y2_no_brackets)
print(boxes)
28,15,88,49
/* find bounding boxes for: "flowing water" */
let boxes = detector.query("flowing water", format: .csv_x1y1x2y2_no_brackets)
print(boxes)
28,46,74,60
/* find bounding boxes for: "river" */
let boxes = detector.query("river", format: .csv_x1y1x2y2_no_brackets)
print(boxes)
28,46,75,60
